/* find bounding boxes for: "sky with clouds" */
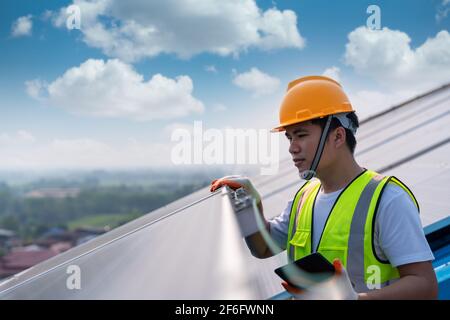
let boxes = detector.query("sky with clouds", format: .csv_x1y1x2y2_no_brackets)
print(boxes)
1,0,449,170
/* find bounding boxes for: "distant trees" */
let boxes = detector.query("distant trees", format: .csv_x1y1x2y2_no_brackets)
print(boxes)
0,181,207,242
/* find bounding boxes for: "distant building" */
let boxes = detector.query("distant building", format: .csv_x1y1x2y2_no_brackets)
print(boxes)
0,226,108,280
49,241,72,254
0,229,14,239
0,245,57,280
0,228,17,252
35,226,106,248
74,226,108,238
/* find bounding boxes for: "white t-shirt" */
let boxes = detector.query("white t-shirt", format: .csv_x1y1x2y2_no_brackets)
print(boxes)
269,183,434,267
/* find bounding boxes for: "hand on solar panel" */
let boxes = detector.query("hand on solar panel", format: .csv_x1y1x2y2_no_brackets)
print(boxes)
210,175,261,203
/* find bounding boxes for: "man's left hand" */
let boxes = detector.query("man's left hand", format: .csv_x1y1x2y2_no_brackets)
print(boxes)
281,259,359,300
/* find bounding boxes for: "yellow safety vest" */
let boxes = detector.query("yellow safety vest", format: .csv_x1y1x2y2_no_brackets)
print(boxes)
286,169,419,292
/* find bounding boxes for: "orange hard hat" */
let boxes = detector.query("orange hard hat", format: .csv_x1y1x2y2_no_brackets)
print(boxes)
272,75,354,132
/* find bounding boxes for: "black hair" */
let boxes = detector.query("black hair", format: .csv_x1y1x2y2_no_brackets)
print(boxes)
310,112,359,154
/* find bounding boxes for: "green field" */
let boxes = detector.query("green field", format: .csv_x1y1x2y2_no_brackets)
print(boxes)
67,212,142,230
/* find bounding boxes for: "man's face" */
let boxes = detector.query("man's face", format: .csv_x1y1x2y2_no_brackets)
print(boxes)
285,121,332,175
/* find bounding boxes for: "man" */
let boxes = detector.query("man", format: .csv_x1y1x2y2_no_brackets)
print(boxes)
210,76,438,299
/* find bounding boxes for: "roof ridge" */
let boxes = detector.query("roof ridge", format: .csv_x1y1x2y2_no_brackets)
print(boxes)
360,82,450,125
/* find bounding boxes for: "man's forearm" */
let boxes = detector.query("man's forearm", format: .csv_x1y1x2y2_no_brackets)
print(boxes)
358,275,438,300
244,202,275,258
245,229,272,258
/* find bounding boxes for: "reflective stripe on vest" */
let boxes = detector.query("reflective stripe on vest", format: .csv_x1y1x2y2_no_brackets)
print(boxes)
346,173,383,292
286,170,419,292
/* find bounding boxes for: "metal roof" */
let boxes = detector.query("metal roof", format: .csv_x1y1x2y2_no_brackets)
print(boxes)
0,84,449,299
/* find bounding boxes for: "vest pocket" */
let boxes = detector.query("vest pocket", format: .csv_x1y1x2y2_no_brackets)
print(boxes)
318,247,347,266
289,229,310,248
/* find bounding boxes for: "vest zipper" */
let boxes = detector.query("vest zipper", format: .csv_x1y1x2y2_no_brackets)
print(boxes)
314,169,368,252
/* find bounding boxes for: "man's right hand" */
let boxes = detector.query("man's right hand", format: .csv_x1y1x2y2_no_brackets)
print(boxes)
210,175,261,203
211,175,274,258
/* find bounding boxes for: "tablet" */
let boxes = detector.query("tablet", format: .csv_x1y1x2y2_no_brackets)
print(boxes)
274,253,335,289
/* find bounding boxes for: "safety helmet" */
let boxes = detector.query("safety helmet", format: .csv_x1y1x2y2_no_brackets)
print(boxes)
272,75,354,132
273,76,357,181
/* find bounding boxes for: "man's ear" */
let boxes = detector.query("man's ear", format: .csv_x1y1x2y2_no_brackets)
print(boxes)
334,127,347,148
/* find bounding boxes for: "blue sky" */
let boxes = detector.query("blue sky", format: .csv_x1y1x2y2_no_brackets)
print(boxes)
1,0,449,170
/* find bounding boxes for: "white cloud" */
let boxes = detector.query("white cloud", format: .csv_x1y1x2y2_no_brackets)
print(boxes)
0,130,36,145
205,65,217,73
49,138,114,161
233,68,280,97
0,136,172,169
25,79,47,100
51,0,305,62
436,0,450,22
212,103,227,112
344,27,450,90
26,59,204,121
17,130,36,143
322,66,341,83
164,122,195,136
41,10,53,21
11,15,33,37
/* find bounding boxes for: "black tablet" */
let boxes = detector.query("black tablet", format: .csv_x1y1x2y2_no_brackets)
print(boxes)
274,252,336,289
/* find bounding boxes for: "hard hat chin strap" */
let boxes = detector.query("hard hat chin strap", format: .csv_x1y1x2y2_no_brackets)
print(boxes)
300,169,316,180
300,115,333,180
